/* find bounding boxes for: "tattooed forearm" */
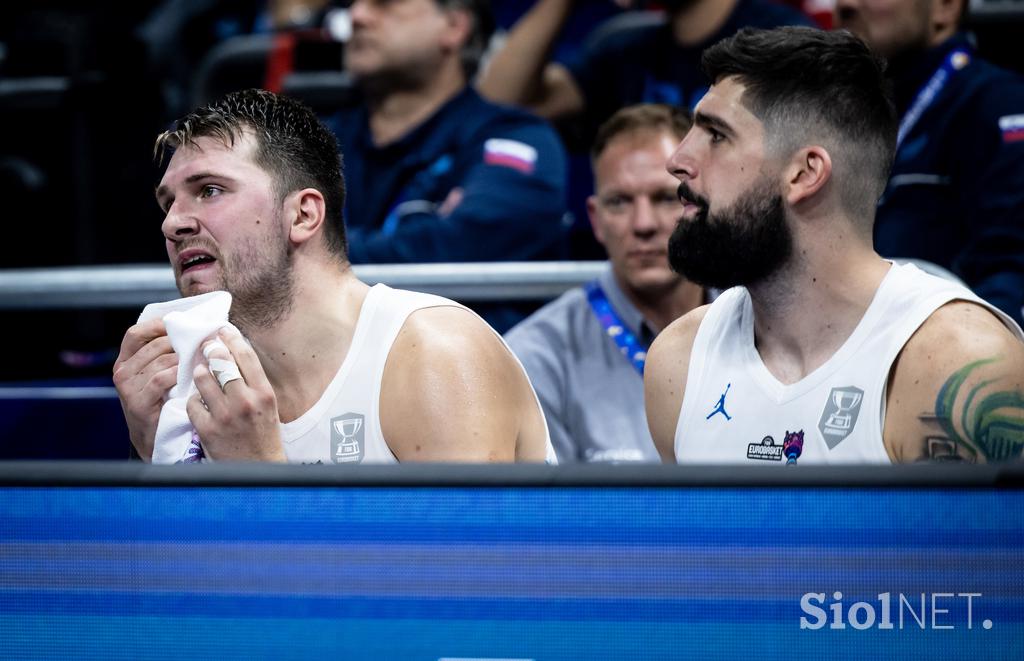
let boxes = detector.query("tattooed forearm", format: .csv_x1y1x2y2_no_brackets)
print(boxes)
919,358,1024,462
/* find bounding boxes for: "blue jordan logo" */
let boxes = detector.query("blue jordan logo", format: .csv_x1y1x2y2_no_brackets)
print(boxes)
706,383,732,421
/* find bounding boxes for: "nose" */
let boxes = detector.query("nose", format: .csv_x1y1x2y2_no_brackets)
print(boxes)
348,0,372,26
631,196,658,236
667,132,697,183
161,201,200,243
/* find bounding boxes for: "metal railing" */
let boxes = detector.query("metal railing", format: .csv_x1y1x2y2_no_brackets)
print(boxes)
0,261,608,309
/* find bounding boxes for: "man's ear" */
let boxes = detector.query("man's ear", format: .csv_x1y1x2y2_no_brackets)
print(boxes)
783,146,832,207
586,195,607,246
287,188,327,246
441,7,472,53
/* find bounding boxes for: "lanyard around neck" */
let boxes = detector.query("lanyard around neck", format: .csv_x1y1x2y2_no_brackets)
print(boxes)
585,280,648,376
896,47,972,151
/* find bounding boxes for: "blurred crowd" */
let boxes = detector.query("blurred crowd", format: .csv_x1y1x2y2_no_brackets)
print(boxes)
0,0,1022,392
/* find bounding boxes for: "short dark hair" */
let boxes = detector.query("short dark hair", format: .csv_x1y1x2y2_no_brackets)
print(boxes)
591,103,693,162
702,27,897,221
437,0,495,80
155,89,347,258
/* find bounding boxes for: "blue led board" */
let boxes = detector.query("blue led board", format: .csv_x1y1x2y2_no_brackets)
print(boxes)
0,486,1020,659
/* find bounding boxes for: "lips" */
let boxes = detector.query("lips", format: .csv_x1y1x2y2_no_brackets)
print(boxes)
677,183,709,220
629,249,665,260
177,248,217,274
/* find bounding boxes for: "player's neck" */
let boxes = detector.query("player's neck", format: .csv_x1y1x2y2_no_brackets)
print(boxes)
671,0,739,46
746,246,890,385
248,263,370,423
622,277,704,335
366,66,465,147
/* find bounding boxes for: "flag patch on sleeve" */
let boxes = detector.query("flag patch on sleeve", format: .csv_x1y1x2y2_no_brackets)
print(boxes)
483,138,537,174
999,114,1024,144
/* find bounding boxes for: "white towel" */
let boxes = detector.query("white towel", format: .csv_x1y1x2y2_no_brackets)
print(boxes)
138,291,238,464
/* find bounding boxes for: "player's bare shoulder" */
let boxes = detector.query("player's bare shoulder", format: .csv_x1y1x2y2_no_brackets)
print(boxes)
380,305,545,462
884,300,1024,463
644,304,712,462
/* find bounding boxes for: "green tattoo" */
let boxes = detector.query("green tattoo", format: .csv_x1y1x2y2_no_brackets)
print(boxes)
926,358,1024,462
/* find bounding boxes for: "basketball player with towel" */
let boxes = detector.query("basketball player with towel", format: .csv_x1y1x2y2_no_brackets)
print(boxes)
113,89,553,464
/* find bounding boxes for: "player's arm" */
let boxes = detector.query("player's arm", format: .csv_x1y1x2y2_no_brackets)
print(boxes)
380,306,542,462
883,301,1024,463
644,306,709,463
475,0,585,120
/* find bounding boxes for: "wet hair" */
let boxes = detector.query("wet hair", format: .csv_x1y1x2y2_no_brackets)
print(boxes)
155,88,347,258
591,103,693,162
702,26,898,222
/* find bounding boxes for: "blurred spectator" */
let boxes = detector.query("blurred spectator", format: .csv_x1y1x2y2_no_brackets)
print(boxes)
478,0,814,131
325,0,568,269
836,0,1024,326
506,105,705,463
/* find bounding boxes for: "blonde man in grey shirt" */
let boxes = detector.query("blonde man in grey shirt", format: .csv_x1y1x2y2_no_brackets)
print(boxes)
506,105,707,463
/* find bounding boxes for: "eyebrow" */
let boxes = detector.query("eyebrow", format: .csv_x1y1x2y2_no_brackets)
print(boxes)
693,111,735,137
154,172,230,208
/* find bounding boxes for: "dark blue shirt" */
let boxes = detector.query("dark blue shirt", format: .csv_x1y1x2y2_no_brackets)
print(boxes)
876,34,1024,325
567,0,814,122
327,87,568,264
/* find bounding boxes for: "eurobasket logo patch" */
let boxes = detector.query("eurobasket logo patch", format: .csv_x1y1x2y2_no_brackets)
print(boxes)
747,435,783,461
483,138,537,174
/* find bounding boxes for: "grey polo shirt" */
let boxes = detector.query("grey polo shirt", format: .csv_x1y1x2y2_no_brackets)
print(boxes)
505,265,660,463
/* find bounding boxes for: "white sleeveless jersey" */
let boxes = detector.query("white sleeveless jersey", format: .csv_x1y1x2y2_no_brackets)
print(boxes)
280,284,555,464
674,263,1023,465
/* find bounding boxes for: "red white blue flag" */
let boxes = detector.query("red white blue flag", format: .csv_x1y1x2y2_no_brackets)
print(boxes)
999,114,1024,144
483,138,537,174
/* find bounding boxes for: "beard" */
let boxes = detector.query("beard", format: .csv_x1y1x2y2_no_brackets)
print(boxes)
224,222,295,333
174,216,295,333
667,176,792,290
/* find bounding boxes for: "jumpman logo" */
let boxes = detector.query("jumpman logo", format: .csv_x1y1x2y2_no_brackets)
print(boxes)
706,383,732,421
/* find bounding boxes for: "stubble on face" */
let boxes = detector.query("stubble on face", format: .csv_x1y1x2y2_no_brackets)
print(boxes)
223,215,295,333
174,213,295,333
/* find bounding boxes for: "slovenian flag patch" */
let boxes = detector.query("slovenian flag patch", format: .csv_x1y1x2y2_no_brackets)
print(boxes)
483,138,537,174
999,114,1024,144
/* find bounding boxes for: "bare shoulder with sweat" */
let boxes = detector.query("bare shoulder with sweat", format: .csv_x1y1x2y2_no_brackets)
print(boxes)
644,304,712,463
884,300,1024,463
380,305,548,462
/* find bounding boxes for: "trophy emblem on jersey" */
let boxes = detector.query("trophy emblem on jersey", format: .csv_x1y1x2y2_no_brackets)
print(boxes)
818,386,864,449
331,413,365,463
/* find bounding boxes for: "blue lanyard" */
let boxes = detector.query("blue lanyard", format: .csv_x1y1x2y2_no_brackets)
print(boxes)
896,48,971,150
585,280,647,376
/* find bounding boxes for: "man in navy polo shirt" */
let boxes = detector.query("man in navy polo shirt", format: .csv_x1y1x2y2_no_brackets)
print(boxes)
328,0,568,277
836,0,1024,325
